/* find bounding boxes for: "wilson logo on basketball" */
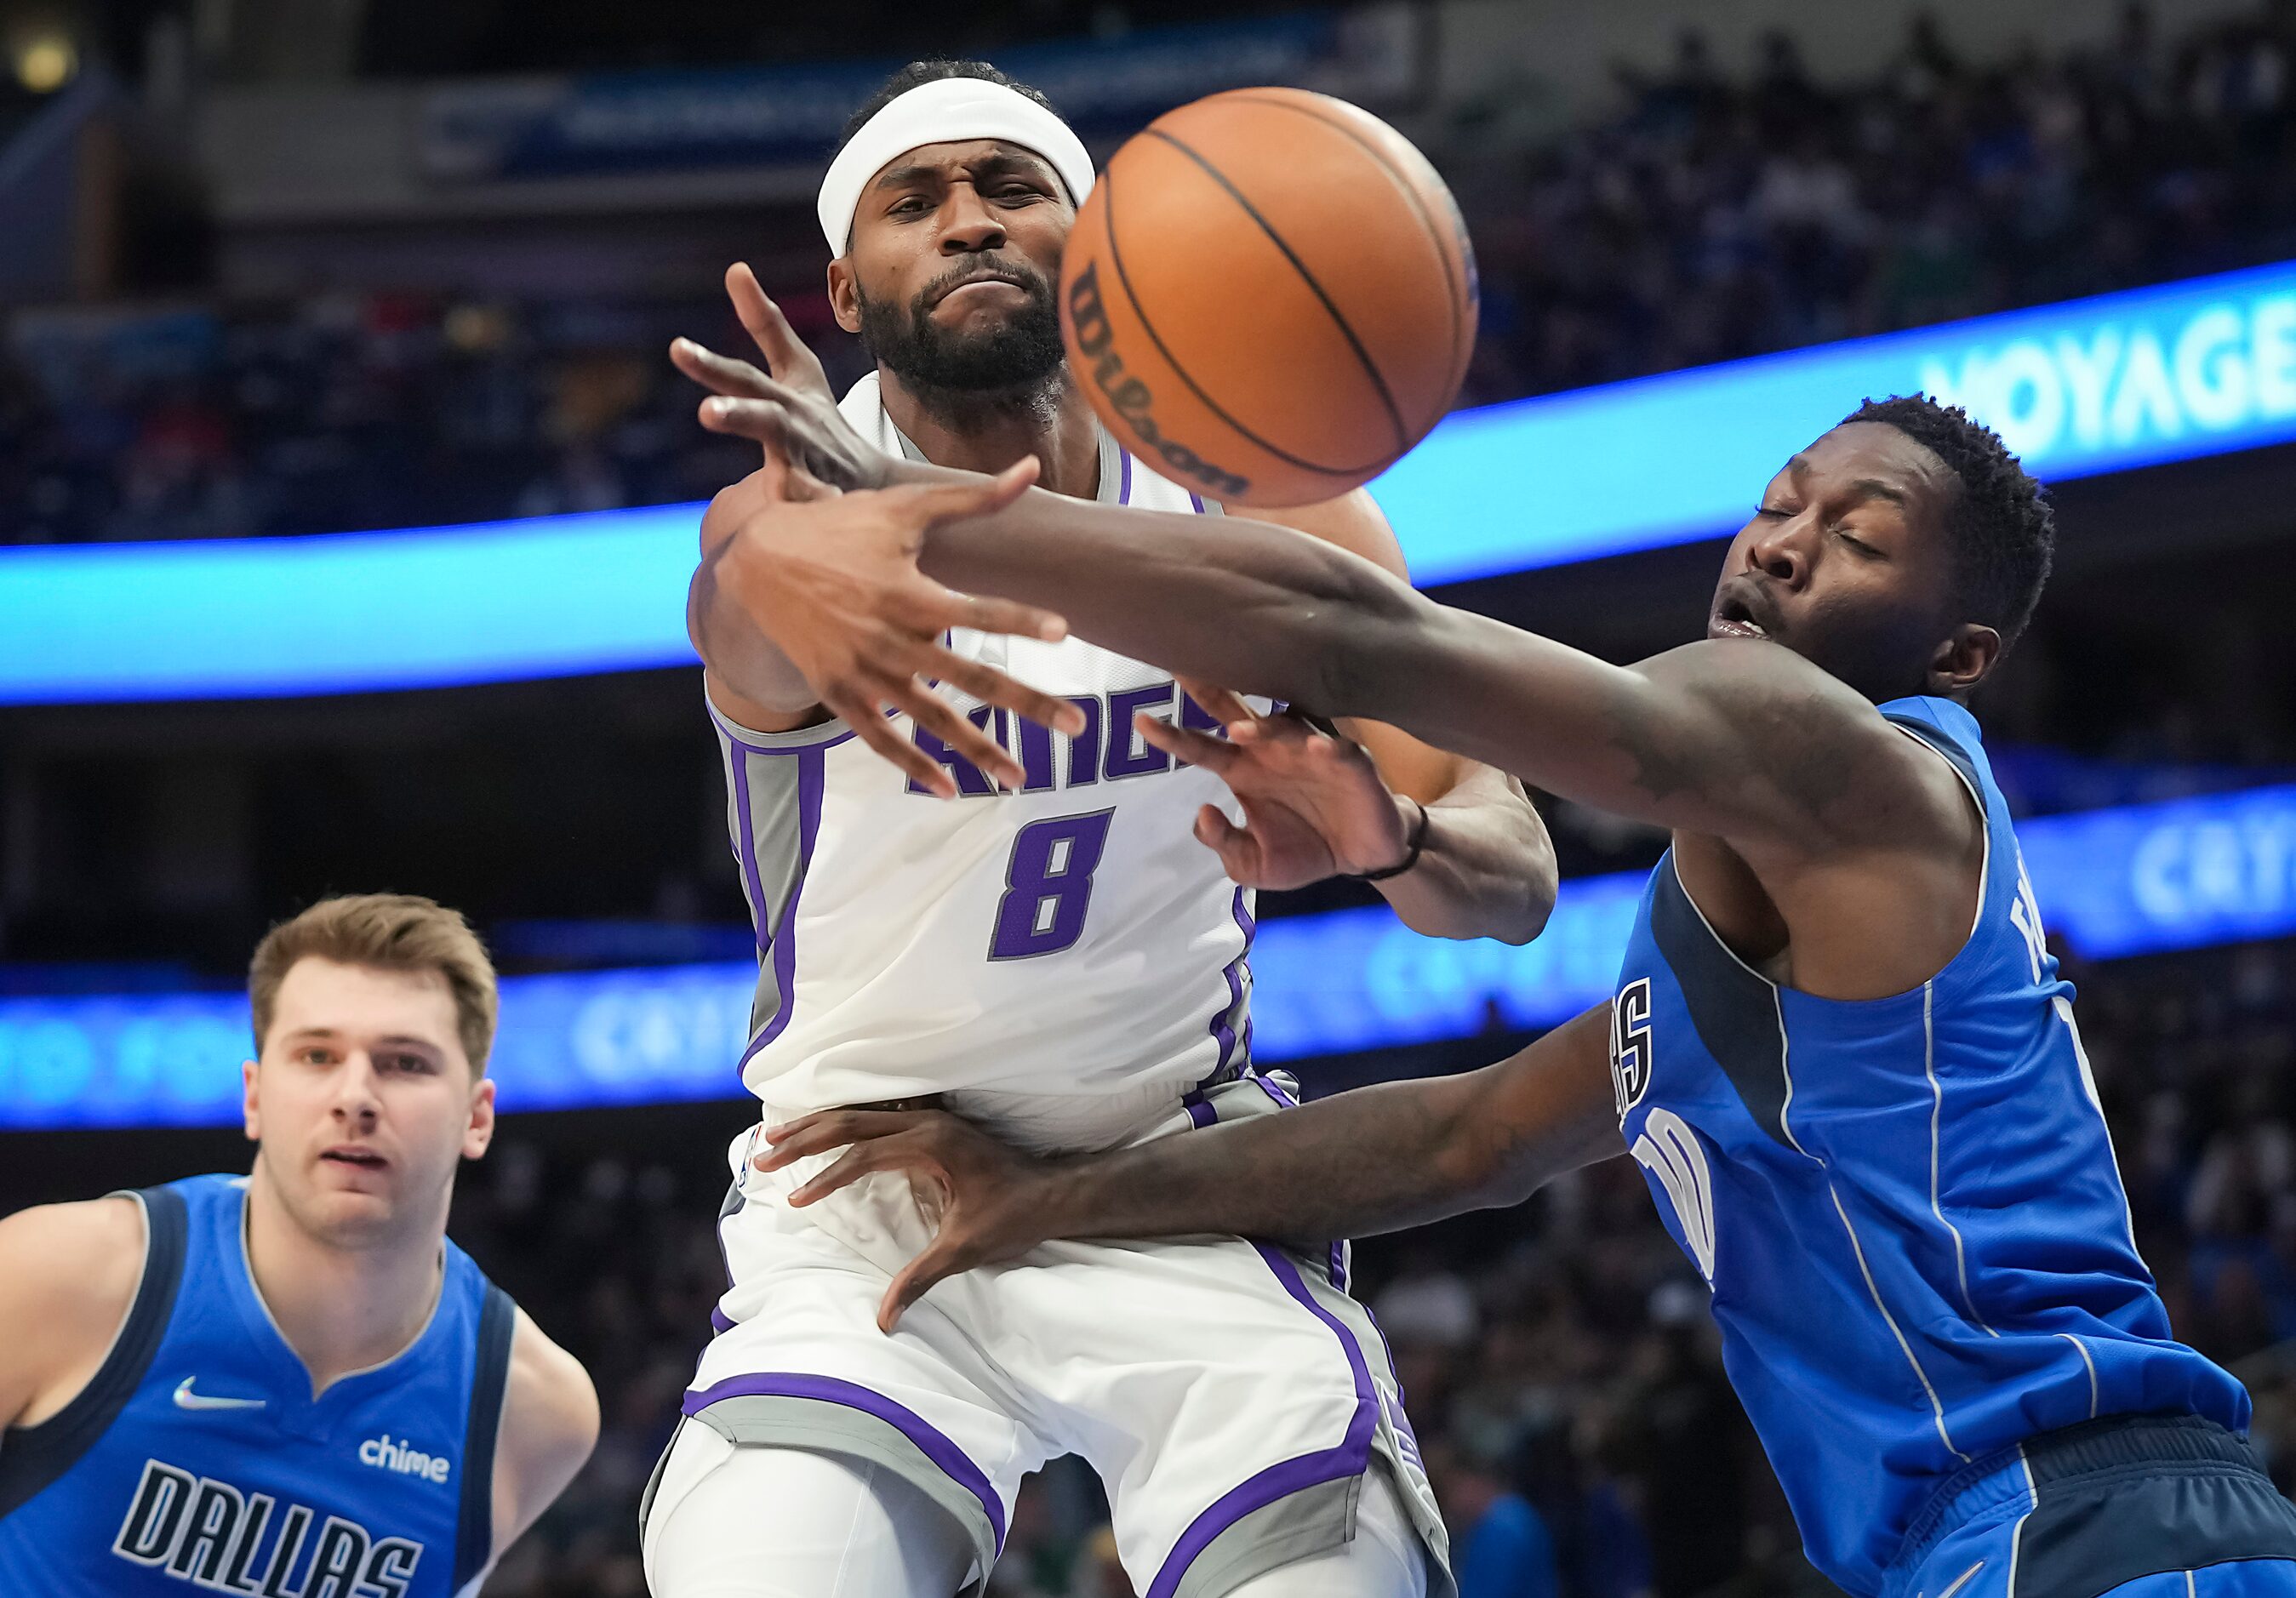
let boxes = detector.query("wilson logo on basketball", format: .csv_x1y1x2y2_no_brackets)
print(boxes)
1065,263,1252,499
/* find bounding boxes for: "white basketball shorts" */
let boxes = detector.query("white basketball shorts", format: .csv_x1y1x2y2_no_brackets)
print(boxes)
639,1076,1453,1598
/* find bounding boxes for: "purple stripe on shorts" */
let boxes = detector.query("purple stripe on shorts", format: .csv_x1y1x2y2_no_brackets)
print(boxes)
710,1305,735,1334
1187,491,1206,515
1182,1089,1218,1129
1145,1246,1379,1598
683,1372,1008,1555
1327,1241,1348,1292
738,745,831,1070
1254,1072,1299,1110
1118,450,1134,507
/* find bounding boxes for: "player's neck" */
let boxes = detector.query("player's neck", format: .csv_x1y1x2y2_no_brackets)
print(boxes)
877,366,1104,499
243,1169,448,1398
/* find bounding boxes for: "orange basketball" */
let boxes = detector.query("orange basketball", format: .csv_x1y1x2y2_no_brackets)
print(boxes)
1059,88,1478,508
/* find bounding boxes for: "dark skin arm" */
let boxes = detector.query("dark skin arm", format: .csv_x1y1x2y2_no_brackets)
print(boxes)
760,1003,1622,1330
680,267,1556,941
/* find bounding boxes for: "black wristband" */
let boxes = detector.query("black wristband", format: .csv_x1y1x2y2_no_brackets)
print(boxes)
1356,796,1431,882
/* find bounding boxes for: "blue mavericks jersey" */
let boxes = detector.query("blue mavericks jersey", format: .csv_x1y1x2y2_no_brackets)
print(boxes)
1610,696,2251,1595
0,1174,515,1597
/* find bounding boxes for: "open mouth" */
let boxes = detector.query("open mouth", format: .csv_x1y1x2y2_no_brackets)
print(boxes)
1711,591,1775,642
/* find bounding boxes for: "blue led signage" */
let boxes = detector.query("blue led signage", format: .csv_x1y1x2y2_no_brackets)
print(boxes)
8,262,2296,702
3,785,2290,1130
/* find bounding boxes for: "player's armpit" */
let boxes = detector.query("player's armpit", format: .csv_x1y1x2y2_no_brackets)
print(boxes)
0,1197,146,1430
488,1311,599,1571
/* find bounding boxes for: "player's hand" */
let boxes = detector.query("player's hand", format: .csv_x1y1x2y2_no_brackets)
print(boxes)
671,262,895,493
714,460,1084,794
1135,681,1416,887
716,459,1087,796
755,1110,1057,1333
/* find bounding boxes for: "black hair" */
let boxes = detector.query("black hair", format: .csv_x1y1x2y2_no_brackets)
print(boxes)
836,60,1062,156
1842,393,2055,648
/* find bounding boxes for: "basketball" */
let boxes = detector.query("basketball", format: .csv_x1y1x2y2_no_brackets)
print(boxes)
1059,88,1478,508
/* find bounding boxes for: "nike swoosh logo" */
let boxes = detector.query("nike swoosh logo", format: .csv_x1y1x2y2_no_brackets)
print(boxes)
1930,1559,1986,1598
174,1377,266,1413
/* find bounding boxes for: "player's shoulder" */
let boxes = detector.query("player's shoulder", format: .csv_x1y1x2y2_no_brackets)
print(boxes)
0,1192,148,1313
0,1195,149,1420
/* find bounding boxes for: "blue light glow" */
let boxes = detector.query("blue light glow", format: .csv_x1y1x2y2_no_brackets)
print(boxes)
1375,258,2296,584
3,784,2291,1131
5,261,2296,702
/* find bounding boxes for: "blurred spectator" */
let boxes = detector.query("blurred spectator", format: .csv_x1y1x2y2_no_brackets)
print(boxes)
16,4,2296,543
1429,1436,1563,1598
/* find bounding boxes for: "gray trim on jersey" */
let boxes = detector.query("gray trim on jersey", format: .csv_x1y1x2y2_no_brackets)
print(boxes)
714,726,810,1041
706,693,853,752
648,1401,998,1597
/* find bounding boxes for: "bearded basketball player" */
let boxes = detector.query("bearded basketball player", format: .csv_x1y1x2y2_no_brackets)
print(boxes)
645,59,1559,1598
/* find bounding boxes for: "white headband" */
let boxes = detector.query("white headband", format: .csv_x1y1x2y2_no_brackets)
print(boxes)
818,77,1095,255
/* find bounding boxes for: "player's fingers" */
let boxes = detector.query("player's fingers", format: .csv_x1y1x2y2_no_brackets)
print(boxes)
1137,713,1237,773
962,593,1071,646
890,457,1042,528
894,677,1026,790
880,1238,974,1333
884,578,1068,648
756,1110,923,1167
700,391,814,441
837,687,957,797
1177,677,1256,728
790,1138,928,1207
1194,805,1262,881
924,651,1088,739
728,262,835,391
670,338,777,400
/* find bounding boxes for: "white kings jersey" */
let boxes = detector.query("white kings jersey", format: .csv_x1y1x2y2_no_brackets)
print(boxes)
709,373,1257,1154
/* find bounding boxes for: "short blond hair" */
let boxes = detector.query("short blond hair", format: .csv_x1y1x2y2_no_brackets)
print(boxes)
249,894,499,1074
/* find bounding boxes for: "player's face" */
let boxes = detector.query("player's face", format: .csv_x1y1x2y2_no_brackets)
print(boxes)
243,958,494,1249
1709,422,1997,703
830,139,1073,396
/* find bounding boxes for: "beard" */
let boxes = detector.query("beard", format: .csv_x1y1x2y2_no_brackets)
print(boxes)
856,254,1067,426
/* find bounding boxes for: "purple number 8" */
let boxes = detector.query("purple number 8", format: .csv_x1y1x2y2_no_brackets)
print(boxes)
989,810,1116,960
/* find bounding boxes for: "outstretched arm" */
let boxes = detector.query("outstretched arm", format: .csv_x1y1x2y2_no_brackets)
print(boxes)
684,275,1947,860
757,1003,1621,1330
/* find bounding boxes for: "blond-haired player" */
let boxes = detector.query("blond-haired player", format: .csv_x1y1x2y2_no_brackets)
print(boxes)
0,893,598,1597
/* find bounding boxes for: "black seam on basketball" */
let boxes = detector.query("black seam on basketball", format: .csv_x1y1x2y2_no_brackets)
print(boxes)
1099,156,1377,477
1217,94,1474,392
1136,126,1411,456
1219,93,1475,402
